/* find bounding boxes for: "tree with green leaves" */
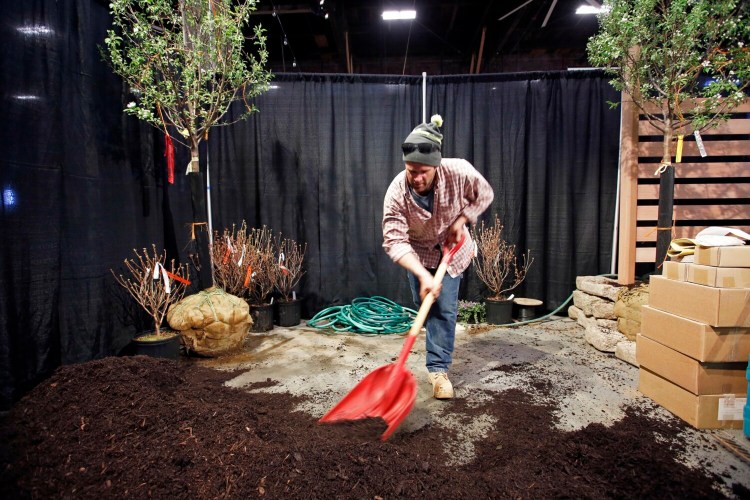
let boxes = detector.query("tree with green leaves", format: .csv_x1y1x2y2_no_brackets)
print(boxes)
104,0,272,173
587,0,750,266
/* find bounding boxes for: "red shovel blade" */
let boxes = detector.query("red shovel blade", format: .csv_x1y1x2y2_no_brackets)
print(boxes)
319,362,417,441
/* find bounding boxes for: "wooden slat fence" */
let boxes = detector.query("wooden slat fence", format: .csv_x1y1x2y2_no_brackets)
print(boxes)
616,97,750,284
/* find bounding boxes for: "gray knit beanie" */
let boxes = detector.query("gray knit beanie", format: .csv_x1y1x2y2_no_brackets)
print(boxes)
401,114,443,167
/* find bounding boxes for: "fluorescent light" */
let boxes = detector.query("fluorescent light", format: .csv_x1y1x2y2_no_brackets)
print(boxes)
17,25,54,36
13,95,40,100
576,5,609,14
382,10,416,20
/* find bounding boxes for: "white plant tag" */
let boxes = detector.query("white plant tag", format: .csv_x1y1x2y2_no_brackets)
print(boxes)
153,263,171,294
694,130,707,157
717,396,745,421
238,246,245,266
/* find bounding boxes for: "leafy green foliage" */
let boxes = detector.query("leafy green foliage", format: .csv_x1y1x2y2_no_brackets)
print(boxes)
458,300,486,324
103,0,272,162
587,0,749,141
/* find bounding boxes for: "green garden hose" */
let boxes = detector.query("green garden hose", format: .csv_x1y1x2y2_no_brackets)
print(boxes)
307,296,418,334
489,273,619,327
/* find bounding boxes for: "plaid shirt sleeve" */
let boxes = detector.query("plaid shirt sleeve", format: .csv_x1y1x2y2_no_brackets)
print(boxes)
382,158,494,277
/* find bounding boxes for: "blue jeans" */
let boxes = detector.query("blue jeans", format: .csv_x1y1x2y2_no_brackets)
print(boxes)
407,270,462,373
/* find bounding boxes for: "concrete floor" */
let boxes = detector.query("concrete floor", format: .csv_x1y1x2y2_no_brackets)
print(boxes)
195,317,750,495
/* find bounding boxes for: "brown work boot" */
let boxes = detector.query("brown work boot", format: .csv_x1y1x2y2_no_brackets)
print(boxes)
427,372,454,399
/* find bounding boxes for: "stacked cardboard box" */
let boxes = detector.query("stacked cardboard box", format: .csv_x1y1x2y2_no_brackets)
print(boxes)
637,245,750,429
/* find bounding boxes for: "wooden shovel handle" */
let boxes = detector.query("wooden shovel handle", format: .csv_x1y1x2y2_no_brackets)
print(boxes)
405,232,466,340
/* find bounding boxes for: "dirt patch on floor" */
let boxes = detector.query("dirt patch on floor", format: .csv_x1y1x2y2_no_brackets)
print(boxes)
0,356,742,499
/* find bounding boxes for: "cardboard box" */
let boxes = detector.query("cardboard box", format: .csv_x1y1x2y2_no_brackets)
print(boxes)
648,275,750,327
695,245,750,268
662,261,688,281
641,305,750,362
687,264,750,289
636,334,747,395
638,368,746,429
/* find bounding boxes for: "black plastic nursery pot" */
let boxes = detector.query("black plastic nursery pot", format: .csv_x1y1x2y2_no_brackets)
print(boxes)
484,298,514,325
275,299,301,327
132,331,181,360
250,303,274,332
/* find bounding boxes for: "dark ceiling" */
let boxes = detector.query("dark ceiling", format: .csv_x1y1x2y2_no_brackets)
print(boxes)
250,0,604,75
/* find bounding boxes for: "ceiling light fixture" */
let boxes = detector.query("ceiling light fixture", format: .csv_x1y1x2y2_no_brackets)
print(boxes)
575,5,609,15
382,10,416,21
16,25,54,36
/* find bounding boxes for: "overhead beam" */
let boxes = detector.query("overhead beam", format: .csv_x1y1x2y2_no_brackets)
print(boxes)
476,26,487,74
345,31,352,73
541,0,557,28
250,8,313,16
498,0,534,21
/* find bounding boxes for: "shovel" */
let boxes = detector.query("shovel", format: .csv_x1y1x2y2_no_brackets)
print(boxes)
319,233,466,440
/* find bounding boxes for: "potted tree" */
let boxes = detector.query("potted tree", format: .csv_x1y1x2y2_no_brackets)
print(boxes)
472,215,533,325
103,0,272,286
273,235,307,327
111,245,191,358
245,226,278,332
587,0,750,266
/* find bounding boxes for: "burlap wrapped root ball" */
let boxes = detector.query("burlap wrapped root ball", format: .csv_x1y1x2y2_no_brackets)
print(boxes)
167,287,252,357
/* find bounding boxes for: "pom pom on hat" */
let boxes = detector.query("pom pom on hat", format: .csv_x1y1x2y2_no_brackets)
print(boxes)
402,114,444,167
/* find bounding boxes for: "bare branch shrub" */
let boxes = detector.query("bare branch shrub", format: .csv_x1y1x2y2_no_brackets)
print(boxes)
274,235,307,302
246,226,277,305
211,221,251,298
111,245,190,336
472,215,533,300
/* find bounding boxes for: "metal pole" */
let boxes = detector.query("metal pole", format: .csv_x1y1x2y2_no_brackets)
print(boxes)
422,72,426,123
206,142,215,286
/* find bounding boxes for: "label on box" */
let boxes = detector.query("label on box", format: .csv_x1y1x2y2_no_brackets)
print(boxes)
717,396,747,420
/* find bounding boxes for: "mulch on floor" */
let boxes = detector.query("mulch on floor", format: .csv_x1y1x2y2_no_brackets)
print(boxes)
0,355,741,498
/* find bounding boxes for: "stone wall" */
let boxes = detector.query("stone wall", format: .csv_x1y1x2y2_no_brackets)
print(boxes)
568,276,648,366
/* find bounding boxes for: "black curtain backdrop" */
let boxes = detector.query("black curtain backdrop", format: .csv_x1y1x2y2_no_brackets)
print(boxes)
0,0,621,410
211,72,620,313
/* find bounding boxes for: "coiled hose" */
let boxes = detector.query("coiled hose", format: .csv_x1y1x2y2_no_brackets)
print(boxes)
307,296,418,334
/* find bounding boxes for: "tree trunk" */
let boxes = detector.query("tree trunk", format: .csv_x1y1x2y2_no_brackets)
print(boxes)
654,124,675,268
187,142,200,173
188,140,212,288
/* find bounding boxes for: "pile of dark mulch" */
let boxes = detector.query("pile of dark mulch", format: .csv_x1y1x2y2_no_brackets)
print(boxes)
0,356,735,499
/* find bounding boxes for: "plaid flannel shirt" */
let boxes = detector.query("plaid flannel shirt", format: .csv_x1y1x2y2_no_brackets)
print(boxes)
382,158,494,277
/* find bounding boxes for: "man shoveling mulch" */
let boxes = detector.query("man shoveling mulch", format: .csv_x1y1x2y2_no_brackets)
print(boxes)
0,356,744,499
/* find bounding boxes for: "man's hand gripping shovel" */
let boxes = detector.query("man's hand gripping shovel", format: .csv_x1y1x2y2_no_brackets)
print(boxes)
318,234,466,440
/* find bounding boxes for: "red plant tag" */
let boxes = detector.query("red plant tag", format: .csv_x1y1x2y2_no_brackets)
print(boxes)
243,265,253,287
166,270,191,286
164,134,175,184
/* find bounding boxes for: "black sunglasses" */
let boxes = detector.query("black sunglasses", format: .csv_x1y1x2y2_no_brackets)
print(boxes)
402,142,440,154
